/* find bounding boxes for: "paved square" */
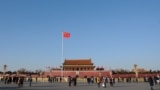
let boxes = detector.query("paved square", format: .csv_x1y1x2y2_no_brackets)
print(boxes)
0,82,160,90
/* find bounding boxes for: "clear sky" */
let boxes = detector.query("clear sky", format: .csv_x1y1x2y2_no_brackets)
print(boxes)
0,0,160,72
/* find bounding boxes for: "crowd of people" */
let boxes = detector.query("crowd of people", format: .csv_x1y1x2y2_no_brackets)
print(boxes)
66,75,160,89
148,75,160,90
0,74,160,90
0,75,32,87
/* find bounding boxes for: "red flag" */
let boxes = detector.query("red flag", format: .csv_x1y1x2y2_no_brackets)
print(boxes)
63,32,70,38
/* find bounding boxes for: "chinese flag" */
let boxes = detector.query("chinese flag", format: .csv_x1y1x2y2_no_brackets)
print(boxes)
63,32,70,38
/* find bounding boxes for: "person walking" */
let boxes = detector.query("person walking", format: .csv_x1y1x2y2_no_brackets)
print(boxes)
17,77,20,87
96,77,101,87
102,77,107,88
148,76,154,90
110,78,113,87
28,76,32,87
68,76,72,87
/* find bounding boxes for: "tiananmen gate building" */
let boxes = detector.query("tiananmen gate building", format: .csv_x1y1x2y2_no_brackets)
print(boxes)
44,58,111,78
63,59,95,71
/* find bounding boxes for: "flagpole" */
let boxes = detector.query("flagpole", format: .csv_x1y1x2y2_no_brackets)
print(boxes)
61,32,64,78
61,32,70,81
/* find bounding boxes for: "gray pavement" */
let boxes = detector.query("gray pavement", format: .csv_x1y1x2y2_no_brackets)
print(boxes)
0,82,160,90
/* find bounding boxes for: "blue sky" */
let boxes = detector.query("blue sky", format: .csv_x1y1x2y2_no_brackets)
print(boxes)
0,0,160,71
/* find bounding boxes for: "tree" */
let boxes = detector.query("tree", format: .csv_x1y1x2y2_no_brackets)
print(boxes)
114,68,130,74
35,69,43,75
12,71,17,74
6,71,12,74
17,68,26,74
0,71,3,74
149,69,152,73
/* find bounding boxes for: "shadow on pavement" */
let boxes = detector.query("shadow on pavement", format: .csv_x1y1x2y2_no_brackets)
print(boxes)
0,87,18,90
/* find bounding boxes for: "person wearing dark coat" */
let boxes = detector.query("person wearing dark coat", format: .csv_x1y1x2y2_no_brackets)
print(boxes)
110,78,113,87
73,76,77,86
28,76,32,87
68,76,72,87
148,76,154,90
20,77,24,87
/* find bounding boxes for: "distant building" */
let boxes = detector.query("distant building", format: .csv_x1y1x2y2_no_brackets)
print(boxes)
44,58,110,77
62,58,95,71
51,67,61,71
131,68,148,73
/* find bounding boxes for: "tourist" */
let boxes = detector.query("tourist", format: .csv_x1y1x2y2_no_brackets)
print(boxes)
96,77,100,87
60,77,62,83
109,78,113,87
68,76,72,87
87,77,91,84
73,76,77,86
91,77,94,84
17,77,20,87
28,76,32,87
17,76,23,87
148,76,154,90
36,77,37,83
102,77,107,88
157,75,160,85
